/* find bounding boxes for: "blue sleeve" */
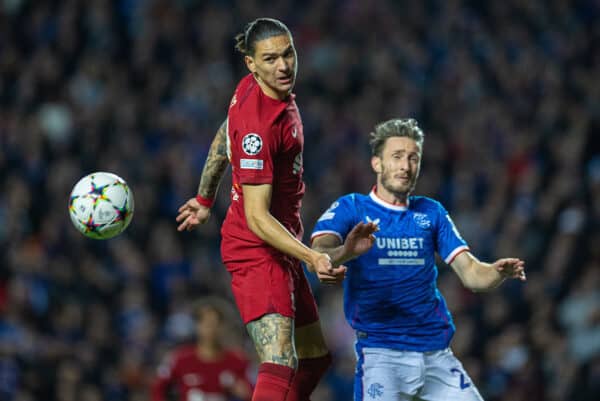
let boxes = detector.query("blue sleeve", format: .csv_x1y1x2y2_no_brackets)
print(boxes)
310,194,357,244
434,202,469,264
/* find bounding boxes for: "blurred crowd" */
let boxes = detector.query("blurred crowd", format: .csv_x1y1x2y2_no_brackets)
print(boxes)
1,0,599,400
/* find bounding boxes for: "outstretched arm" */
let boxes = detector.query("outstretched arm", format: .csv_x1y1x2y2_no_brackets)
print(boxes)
197,119,230,200
311,222,378,283
176,119,229,231
450,251,526,292
312,222,378,267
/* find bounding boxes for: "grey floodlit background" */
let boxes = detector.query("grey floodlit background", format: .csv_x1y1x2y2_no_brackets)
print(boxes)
0,1,599,400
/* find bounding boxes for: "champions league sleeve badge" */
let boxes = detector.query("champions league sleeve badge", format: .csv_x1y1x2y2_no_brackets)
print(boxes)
242,133,263,155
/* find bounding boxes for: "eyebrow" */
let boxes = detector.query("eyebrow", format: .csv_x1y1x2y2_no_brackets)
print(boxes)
261,45,293,58
390,150,421,156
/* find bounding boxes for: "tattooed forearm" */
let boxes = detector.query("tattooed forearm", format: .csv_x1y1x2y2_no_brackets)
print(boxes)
246,313,297,368
197,119,229,199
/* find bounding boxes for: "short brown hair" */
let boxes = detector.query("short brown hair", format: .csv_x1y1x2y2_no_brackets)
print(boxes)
369,118,424,157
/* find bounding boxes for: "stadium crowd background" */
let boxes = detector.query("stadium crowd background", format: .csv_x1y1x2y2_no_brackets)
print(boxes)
1,0,599,400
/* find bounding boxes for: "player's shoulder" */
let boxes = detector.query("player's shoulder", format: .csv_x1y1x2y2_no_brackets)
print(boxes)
409,195,446,213
231,74,258,110
340,192,364,203
329,192,367,209
231,74,287,129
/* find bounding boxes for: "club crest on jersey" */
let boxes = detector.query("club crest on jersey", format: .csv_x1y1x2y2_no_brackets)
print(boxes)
413,213,431,229
242,133,262,155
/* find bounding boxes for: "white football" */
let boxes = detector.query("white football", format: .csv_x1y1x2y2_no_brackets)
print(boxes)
68,172,134,239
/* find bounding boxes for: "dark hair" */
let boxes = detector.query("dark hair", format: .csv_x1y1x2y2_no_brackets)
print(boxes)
369,118,425,157
192,296,234,323
234,18,292,56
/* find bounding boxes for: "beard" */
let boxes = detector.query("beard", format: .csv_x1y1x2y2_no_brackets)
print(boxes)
380,166,417,198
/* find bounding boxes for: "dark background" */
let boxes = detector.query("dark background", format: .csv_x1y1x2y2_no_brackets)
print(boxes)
0,1,599,400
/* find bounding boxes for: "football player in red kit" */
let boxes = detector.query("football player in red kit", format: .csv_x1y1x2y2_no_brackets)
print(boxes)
151,297,252,401
176,18,340,401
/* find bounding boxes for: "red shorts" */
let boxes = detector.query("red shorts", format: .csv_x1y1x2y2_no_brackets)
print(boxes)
225,254,319,327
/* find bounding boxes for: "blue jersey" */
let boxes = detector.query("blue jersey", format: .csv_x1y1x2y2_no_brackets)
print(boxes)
311,190,469,352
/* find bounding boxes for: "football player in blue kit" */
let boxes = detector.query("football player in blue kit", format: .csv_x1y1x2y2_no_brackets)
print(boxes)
310,118,526,401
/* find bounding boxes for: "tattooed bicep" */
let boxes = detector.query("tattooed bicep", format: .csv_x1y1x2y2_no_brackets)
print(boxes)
215,118,231,159
217,118,228,139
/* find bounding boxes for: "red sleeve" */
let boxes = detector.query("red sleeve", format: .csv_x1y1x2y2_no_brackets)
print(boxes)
231,123,278,186
150,353,177,401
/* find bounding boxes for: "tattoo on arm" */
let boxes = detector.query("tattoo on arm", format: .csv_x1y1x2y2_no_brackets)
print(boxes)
246,313,297,368
197,119,229,199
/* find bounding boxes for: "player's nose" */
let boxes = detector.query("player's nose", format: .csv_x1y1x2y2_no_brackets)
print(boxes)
277,57,290,72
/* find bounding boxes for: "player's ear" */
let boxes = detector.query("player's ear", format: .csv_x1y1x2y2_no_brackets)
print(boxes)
245,55,256,74
371,156,382,174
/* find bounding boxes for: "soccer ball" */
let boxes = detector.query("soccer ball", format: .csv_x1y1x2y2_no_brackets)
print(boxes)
68,172,134,239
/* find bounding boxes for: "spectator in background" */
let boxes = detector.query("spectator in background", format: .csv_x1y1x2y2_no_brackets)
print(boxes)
151,296,252,401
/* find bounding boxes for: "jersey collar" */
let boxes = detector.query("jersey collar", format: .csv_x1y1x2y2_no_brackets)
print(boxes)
369,187,409,211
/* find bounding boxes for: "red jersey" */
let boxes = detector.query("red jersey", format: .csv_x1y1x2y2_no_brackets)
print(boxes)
151,345,252,401
221,74,305,264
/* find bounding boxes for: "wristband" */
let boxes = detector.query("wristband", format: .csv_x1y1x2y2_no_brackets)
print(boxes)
195,194,214,208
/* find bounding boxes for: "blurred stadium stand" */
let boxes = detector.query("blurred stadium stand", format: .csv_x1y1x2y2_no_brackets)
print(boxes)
0,1,598,400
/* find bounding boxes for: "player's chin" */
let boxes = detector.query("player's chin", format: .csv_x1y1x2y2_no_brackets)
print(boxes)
275,79,294,92
390,182,410,193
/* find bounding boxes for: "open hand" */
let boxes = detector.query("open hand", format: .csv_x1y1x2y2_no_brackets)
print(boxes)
493,258,526,281
343,222,378,259
176,197,211,231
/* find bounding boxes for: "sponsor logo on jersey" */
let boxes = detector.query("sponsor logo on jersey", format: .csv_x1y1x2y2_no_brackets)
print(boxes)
240,159,264,170
376,237,425,265
242,133,262,155
376,237,424,250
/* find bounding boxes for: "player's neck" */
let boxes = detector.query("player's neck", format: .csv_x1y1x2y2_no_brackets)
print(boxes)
375,186,409,206
196,341,223,360
255,76,289,100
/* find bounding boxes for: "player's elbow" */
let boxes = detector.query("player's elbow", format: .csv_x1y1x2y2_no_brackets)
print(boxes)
245,210,268,238
457,270,484,292
245,213,260,234
466,284,489,293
